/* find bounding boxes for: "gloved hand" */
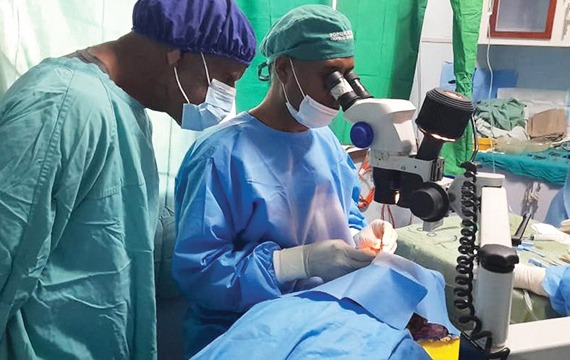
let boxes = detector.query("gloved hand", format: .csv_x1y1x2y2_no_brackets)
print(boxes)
273,240,376,283
513,264,547,297
353,219,398,254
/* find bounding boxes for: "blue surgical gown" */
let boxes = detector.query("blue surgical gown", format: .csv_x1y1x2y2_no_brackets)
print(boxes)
545,169,570,227
173,112,366,356
542,266,570,316
0,57,159,359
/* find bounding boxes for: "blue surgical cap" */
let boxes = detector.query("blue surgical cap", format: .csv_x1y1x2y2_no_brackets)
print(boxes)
132,0,256,65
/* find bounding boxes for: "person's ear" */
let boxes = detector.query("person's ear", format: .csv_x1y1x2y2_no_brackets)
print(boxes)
274,56,290,84
166,49,182,67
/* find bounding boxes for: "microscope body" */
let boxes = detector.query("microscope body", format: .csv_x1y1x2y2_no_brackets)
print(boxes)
343,94,453,223
347,98,517,353
328,71,519,354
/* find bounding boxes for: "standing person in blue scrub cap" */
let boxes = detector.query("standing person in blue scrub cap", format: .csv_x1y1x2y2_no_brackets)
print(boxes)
173,4,397,357
0,0,255,359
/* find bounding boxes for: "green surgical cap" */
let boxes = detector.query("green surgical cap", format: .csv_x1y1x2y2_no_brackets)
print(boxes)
260,5,354,64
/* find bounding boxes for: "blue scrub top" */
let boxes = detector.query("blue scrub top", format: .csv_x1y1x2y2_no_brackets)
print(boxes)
543,266,570,316
0,57,159,359
173,112,366,355
545,169,570,227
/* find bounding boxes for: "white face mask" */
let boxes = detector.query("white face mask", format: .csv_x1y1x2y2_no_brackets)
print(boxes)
282,58,339,129
175,53,236,131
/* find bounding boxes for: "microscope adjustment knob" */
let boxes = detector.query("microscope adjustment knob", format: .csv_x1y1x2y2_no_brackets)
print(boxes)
478,244,519,273
350,122,374,148
409,183,450,222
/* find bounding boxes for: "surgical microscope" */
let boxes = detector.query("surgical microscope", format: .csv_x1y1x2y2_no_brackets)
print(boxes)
326,71,570,359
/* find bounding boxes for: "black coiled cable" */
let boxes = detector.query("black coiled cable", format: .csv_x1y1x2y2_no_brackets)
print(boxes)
454,162,509,358
454,162,483,333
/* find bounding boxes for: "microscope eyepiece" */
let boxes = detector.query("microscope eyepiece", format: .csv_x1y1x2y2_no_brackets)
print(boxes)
345,71,372,99
325,71,360,111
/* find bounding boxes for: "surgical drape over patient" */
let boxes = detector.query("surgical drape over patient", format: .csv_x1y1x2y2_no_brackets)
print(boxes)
132,0,256,65
191,253,459,359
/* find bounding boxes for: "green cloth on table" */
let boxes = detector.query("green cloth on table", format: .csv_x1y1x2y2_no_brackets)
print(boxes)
476,148,570,186
476,98,526,131
395,214,563,330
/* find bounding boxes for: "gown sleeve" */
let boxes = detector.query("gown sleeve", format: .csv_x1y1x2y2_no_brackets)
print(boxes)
173,146,283,313
0,67,115,334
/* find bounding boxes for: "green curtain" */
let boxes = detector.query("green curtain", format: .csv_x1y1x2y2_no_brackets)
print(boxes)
440,0,483,175
234,0,331,112
235,0,428,145
332,0,428,143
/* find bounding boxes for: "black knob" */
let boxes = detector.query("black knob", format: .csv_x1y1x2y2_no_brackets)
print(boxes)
478,245,519,273
409,183,450,222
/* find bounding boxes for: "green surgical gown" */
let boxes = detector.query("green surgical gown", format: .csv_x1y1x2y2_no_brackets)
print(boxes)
0,57,159,359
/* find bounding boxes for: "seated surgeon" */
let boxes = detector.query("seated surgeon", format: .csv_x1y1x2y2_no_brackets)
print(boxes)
173,4,396,357
0,0,255,358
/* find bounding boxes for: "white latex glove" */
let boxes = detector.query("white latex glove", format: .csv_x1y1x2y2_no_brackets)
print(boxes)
513,264,547,297
273,240,376,283
353,219,398,254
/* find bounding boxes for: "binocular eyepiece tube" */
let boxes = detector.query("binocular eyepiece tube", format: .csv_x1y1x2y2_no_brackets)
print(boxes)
345,71,372,100
326,71,372,111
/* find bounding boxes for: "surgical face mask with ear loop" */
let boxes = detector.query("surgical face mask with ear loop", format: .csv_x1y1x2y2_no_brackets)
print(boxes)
175,53,236,131
282,58,339,129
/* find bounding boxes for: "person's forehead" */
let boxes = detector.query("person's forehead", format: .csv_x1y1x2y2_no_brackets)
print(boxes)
181,53,247,80
321,57,354,70
213,57,248,80
298,57,355,72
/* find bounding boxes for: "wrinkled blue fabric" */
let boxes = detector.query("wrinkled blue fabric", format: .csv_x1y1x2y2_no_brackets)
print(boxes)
132,0,256,64
173,112,366,356
545,169,570,227
191,292,430,360
314,263,427,330
312,254,459,335
0,57,159,359
191,256,457,359
542,266,570,316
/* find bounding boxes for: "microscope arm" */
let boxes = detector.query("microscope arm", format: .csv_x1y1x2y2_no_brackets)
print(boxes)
474,185,517,352
450,173,570,359
506,317,570,359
